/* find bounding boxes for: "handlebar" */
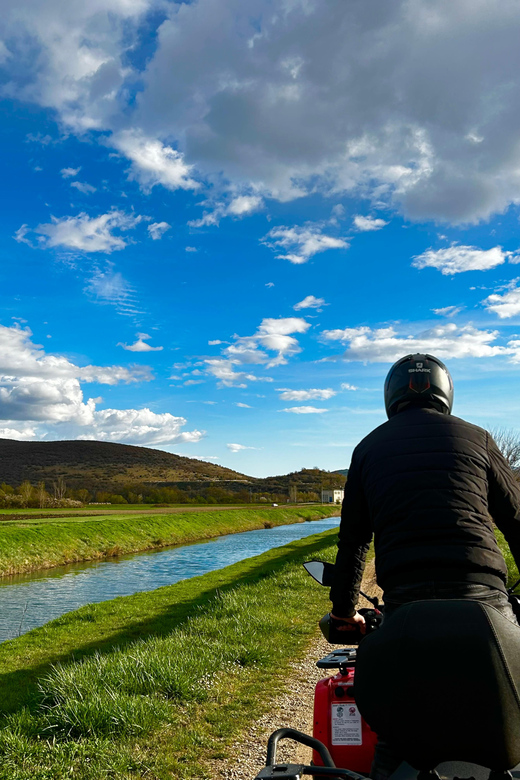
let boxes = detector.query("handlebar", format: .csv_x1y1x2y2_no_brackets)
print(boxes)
253,728,366,780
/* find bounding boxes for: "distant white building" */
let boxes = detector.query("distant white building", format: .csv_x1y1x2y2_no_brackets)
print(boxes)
321,489,344,504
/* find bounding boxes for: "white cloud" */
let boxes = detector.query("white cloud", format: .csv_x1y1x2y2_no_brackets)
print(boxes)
224,317,311,370
118,333,163,352
78,408,204,446
61,167,81,178
483,283,520,319
0,423,38,440
227,195,263,216
353,215,388,231
293,295,327,311
0,324,202,445
185,246,197,252
263,226,348,264
281,406,329,414
8,2,520,222
13,225,32,246
208,340,223,345
0,323,153,430
0,1,150,131
341,383,358,390
148,221,170,240
235,402,252,408
27,210,142,253
433,305,463,317
70,181,97,194
227,442,256,452
114,130,199,192
204,358,271,388
189,194,263,227
413,245,510,275
321,322,517,362
278,388,335,401
205,318,311,385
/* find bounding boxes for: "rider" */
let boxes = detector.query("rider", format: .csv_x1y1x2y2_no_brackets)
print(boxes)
329,353,520,779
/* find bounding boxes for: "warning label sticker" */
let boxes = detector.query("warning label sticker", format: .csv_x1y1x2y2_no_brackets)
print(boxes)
331,703,362,745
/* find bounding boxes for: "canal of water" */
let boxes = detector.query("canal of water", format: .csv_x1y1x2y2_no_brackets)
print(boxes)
0,516,339,643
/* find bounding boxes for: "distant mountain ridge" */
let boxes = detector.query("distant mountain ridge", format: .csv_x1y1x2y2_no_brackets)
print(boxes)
0,439,248,487
0,439,346,493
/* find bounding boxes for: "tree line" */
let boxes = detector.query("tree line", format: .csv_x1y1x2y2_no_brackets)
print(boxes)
0,479,326,508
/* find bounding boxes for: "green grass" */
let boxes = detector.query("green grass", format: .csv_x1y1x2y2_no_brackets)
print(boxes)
0,527,516,779
0,505,339,576
0,529,340,779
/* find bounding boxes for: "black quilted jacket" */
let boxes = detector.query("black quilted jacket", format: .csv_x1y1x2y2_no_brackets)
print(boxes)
330,407,520,617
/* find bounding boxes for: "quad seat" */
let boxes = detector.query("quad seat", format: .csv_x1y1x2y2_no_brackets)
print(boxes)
355,599,520,771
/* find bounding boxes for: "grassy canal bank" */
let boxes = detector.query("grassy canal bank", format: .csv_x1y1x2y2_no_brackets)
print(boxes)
0,528,517,779
0,504,339,577
0,529,340,779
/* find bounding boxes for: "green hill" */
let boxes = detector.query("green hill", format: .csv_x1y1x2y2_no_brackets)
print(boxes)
0,439,346,500
0,439,248,488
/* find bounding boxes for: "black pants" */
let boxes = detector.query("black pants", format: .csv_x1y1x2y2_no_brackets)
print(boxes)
369,582,518,780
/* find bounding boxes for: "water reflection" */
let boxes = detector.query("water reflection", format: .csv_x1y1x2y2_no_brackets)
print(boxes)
0,516,339,642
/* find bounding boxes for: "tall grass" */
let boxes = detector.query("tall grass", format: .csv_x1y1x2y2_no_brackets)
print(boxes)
0,505,339,576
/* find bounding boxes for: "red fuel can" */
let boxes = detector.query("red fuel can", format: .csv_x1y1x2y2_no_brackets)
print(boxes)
313,667,378,773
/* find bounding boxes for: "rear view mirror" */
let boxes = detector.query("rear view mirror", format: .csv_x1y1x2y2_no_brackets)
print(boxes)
303,560,335,587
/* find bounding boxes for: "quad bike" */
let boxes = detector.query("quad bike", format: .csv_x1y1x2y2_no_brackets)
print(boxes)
253,562,520,780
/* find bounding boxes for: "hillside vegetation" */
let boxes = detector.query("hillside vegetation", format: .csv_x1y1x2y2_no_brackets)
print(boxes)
0,439,346,505
0,439,247,486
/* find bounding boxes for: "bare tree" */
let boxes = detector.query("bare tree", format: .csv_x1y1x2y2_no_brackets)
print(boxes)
36,481,47,509
18,480,33,507
53,476,66,501
490,428,520,474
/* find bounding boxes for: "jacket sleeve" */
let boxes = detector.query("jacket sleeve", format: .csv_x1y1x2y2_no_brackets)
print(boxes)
329,449,373,617
487,433,520,571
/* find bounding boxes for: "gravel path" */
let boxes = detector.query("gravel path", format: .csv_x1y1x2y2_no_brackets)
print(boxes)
214,560,382,780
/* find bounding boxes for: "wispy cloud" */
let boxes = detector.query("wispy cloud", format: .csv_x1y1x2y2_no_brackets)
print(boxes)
294,295,327,311
70,181,97,194
23,210,142,253
227,442,257,452
148,221,170,240
262,225,348,264
433,305,463,317
278,388,335,401
413,244,513,275
483,281,520,319
353,215,388,231
321,322,520,362
114,130,199,193
118,333,163,352
61,167,81,178
281,406,329,414
85,263,142,317
189,194,263,228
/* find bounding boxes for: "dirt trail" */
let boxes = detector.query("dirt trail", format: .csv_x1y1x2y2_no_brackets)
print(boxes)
215,559,382,779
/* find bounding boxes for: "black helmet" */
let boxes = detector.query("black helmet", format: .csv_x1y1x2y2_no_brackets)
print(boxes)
384,353,453,419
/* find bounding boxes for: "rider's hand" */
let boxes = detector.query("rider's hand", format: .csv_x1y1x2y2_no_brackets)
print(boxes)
330,611,366,635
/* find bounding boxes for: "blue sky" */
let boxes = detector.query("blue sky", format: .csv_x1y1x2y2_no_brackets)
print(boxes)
2,0,520,477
